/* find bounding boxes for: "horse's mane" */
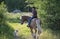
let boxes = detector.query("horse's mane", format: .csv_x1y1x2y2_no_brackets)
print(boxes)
21,16,31,21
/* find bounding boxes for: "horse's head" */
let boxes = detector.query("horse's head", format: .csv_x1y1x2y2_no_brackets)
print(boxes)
20,16,30,25
20,16,24,24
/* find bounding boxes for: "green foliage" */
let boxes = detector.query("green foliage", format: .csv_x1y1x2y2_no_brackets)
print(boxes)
27,0,60,30
9,22,60,39
0,2,7,25
0,0,60,39
0,2,14,39
4,0,27,12
42,0,60,30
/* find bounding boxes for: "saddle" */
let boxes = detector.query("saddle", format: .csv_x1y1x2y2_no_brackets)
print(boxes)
30,18,38,27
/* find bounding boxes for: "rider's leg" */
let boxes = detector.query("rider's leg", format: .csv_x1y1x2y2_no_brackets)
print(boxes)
27,16,34,27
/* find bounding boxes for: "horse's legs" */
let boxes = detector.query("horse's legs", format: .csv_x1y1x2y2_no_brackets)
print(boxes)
30,28,36,39
34,28,40,39
36,19,42,39
35,28,37,34
34,28,37,39
36,30,41,39
30,28,33,36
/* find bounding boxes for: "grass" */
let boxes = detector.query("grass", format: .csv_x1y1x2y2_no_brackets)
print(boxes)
8,22,33,39
8,22,60,39
0,12,60,39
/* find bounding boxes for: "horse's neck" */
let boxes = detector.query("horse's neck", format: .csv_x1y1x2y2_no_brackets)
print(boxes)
24,16,31,22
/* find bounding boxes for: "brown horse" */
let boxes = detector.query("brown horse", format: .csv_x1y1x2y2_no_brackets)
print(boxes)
20,16,42,39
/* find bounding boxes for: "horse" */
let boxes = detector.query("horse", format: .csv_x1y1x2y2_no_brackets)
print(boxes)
20,16,42,39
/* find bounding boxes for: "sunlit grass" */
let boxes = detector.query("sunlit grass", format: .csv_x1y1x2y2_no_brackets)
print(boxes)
2,12,60,39
8,23,33,39
6,12,32,19
8,22,60,39
40,29,60,39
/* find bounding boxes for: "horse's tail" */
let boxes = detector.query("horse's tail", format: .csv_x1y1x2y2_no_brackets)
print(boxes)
36,19,42,34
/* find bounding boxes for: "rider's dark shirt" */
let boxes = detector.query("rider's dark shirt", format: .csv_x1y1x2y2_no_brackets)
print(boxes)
32,10,37,18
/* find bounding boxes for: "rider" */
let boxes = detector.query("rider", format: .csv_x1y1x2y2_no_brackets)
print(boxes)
27,7,37,27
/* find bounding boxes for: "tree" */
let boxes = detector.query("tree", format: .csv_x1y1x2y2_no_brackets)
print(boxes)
0,2,14,39
4,0,27,12
26,0,60,30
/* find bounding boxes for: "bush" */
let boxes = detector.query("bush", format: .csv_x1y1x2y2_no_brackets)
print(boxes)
0,2,14,39
26,0,60,30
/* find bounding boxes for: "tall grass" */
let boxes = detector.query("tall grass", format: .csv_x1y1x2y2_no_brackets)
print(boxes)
8,22,60,39
1,12,59,39
6,12,60,39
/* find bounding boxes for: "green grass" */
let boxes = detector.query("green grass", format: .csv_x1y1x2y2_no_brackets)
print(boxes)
8,22,60,39
8,13,60,39
8,22,33,39
5,12,32,23
1,12,60,39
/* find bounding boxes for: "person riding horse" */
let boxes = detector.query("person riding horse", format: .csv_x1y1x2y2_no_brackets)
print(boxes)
20,7,42,39
27,7,37,27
